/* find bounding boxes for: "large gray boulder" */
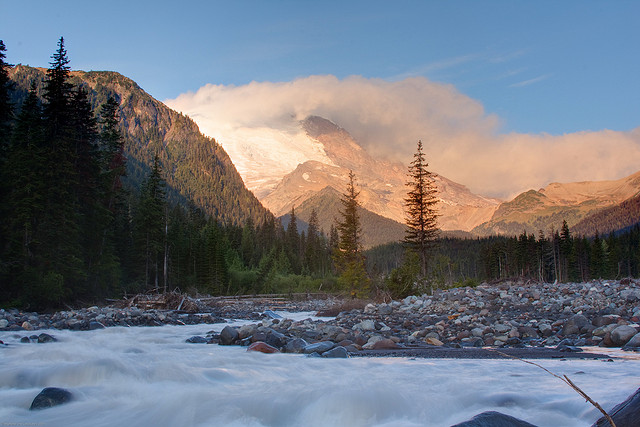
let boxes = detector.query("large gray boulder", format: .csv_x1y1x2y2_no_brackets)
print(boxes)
219,326,239,345
592,387,640,427
611,325,638,347
562,314,591,336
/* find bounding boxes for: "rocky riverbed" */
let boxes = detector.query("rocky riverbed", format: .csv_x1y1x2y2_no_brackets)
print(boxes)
2,279,640,358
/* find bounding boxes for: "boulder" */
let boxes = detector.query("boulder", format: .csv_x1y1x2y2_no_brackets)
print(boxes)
451,411,537,426
88,321,106,330
30,387,73,410
591,387,640,427
303,341,335,354
186,336,208,344
353,319,375,332
561,314,591,336
219,326,239,345
622,333,640,350
611,325,638,347
370,338,399,350
425,337,444,346
264,328,287,348
322,346,348,358
284,338,309,353
37,333,57,343
247,341,280,354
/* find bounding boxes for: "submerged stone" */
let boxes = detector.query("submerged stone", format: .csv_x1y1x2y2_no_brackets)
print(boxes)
247,341,280,354
30,387,73,410
451,410,537,427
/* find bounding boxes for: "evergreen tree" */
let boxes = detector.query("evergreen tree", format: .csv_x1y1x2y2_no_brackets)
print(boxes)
39,37,86,300
0,39,13,155
1,85,46,303
333,171,369,297
304,209,321,274
286,206,301,274
404,140,439,279
134,155,167,290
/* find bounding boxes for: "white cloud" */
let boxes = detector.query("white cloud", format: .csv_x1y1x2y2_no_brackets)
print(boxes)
166,75,640,199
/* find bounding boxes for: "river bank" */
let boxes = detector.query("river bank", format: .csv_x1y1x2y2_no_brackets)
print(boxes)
2,279,640,358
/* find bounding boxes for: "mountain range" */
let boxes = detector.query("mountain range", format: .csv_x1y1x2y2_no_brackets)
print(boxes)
8,66,640,244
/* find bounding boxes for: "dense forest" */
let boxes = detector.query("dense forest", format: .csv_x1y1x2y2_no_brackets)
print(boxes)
1,38,639,310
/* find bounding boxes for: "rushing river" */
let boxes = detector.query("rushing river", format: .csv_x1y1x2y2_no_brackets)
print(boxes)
1,314,639,427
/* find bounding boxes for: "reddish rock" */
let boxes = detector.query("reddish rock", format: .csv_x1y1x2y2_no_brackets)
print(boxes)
371,338,399,350
247,341,280,354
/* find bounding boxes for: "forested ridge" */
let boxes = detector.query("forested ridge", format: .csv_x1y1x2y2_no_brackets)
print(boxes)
8,64,271,227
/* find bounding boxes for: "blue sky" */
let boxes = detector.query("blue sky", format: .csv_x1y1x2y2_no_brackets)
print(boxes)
2,0,638,136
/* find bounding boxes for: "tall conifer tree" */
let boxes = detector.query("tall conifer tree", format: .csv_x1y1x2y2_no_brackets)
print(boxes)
404,140,439,279
334,171,369,297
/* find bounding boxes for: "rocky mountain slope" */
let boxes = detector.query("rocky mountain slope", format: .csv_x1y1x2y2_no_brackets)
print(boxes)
262,116,501,233
571,192,640,237
473,170,640,236
8,65,271,226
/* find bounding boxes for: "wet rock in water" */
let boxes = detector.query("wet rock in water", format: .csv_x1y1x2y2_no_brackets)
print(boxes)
263,310,282,319
284,338,309,354
264,328,288,348
20,336,31,343
247,341,280,354
219,325,239,345
322,346,348,358
451,410,537,427
591,387,640,427
37,333,57,343
89,320,106,330
186,336,208,344
30,387,73,410
303,341,335,354
610,325,638,347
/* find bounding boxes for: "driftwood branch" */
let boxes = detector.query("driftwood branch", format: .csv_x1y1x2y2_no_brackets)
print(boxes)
486,349,616,427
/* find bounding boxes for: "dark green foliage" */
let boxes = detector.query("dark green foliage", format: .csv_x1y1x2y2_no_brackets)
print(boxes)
0,39,13,152
333,171,370,297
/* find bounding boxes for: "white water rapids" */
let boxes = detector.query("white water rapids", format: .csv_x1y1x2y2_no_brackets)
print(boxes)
1,313,639,427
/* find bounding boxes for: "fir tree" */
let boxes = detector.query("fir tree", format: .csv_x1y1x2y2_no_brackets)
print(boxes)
286,206,301,274
333,171,369,297
404,140,439,279
1,85,46,303
134,154,167,290
0,39,13,154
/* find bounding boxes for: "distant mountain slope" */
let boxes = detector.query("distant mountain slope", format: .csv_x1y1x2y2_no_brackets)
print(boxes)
571,192,640,236
293,186,407,249
8,65,271,226
472,171,640,236
262,116,501,234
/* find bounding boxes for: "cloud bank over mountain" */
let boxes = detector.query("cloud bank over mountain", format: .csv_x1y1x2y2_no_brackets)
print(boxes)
166,75,640,199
